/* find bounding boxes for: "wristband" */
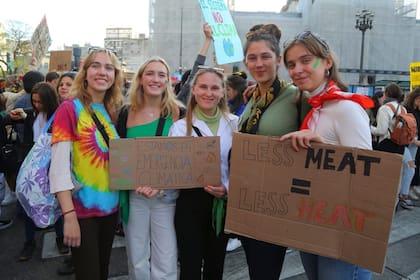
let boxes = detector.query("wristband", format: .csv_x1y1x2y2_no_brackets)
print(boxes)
62,208,75,216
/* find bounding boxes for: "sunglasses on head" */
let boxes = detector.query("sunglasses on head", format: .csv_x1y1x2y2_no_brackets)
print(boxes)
88,47,118,56
197,65,225,73
283,31,329,51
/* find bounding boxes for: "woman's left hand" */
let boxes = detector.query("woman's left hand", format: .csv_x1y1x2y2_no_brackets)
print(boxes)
204,184,227,198
277,129,323,152
135,186,160,198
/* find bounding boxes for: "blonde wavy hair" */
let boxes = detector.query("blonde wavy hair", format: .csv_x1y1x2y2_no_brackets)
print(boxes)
70,48,123,123
127,56,184,119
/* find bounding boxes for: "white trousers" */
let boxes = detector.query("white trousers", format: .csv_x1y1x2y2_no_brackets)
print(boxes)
124,192,177,280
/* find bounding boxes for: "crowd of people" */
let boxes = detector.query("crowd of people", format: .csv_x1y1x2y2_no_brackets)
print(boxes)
0,21,418,280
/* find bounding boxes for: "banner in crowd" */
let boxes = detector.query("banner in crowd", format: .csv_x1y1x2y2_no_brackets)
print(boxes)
198,0,243,65
109,136,221,189
225,132,402,273
31,15,52,68
410,61,420,90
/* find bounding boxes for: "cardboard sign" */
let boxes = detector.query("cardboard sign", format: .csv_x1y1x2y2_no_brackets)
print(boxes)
198,0,244,64
109,136,221,189
225,133,402,273
49,50,72,72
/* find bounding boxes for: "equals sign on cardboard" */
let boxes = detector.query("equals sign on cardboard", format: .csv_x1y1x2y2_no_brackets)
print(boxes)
290,178,311,195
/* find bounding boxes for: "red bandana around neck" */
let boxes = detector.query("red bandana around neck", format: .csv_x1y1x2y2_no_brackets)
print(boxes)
300,80,374,130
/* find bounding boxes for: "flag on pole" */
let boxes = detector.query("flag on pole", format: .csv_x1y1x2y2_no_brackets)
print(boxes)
30,15,52,67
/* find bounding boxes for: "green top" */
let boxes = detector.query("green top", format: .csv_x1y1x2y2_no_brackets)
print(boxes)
240,83,308,136
127,117,173,138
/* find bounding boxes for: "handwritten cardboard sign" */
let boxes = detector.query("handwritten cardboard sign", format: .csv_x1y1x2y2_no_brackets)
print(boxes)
49,50,72,72
225,132,402,273
198,0,244,64
109,136,221,189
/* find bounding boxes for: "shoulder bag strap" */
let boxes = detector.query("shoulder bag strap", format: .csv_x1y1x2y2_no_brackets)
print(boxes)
192,125,203,137
91,112,109,147
155,117,166,136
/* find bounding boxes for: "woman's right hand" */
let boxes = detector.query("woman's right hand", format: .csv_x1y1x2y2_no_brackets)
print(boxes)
203,23,213,40
135,186,160,198
63,212,81,247
242,84,256,104
277,129,323,152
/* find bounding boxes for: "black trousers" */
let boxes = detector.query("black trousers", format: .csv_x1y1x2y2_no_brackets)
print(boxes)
240,236,287,280
175,188,229,280
71,212,118,280
374,138,405,155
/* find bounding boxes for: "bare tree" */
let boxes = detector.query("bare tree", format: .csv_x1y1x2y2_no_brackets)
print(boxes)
3,20,32,73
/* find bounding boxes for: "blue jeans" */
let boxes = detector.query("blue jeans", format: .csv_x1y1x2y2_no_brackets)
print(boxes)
300,252,372,280
399,145,417,196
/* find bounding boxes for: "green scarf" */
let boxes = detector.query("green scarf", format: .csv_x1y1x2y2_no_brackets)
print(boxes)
194,106,225,236
120,190,129,224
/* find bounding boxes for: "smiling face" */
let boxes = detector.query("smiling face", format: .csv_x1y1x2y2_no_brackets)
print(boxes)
245,40,281,89
86,52,115,98
192,72,224,116
284,44,332,92
139,61,168,98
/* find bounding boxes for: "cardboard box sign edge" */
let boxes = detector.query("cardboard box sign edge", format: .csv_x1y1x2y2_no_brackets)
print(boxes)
225,132,402,274
109,136,221,190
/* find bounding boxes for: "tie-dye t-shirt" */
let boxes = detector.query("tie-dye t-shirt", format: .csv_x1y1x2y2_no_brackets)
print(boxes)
51,98,119,218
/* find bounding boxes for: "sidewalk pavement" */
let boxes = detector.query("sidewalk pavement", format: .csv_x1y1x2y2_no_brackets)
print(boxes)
1,199,419,280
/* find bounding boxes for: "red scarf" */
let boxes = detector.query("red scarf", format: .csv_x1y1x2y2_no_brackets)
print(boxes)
300,80,374,130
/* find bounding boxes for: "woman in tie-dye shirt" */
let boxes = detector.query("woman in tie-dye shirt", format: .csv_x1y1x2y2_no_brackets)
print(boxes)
49,48,123,280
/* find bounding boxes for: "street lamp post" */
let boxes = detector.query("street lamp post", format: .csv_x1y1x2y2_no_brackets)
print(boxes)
355,9,374,85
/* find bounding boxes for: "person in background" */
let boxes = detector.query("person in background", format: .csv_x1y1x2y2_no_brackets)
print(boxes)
169,68,238,279
175,23,213,105
7,71,44,194
226,71,247,117
409,88,420,201
56,72,77,102
367,90,385,148
371,83,405,155
398,88,420,209
117,56,184,280
46,71,60,90
0,92,13,230
238,23,305,280
280,30,374,280
49,48,123,279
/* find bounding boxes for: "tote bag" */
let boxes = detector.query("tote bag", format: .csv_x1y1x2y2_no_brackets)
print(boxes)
16,114,62,228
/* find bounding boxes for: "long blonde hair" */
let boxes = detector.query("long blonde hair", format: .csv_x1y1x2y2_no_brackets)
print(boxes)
127,56,184,118
185,68,230,136
70,48,123,123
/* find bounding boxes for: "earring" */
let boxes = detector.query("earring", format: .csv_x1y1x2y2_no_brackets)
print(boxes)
83,80,88,89
325,69,330,77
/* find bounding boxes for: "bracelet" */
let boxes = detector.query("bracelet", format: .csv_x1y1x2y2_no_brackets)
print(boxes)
62,209,75,216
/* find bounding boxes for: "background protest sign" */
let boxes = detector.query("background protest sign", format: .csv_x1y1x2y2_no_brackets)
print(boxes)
225,133,402,273
198,0,244,64
109,136,220,189
410,61,420,91
49,50,72,72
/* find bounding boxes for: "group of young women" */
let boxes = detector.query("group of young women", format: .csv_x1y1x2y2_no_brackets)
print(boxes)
47,22,379,280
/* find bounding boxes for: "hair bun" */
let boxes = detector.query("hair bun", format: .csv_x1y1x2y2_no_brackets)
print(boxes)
246,24,281,42
233,71,247,80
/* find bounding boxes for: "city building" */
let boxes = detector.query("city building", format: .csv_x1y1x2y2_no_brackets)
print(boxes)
146,0,420,92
